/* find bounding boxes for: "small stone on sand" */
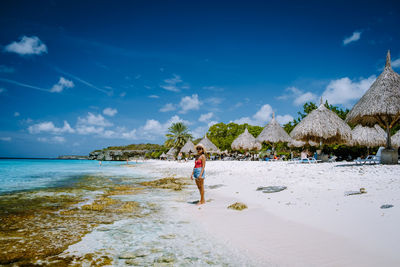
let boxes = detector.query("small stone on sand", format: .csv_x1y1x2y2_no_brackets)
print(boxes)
257,186,287,193
227,202,247,211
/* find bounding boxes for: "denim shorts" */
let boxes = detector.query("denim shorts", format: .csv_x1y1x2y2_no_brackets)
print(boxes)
193,167,205,179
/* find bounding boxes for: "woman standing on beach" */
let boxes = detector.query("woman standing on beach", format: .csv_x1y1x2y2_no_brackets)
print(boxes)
191,144,206,205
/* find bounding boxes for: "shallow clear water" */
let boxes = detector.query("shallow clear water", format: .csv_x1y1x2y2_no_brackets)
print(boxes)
0,159,133,194
0,159,256,266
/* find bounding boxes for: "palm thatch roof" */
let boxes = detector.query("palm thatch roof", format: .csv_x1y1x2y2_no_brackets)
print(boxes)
350,124,386,147
391,130,400,148
198,136,220,154
256,114,291,144
159,152,167,158
231,128,262,151
179,140,196,154
166,147,177,156
288,139,319,147
290,102,352,144
346,51,400,129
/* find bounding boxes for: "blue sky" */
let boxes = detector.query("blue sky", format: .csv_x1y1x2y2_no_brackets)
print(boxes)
1,0,400,157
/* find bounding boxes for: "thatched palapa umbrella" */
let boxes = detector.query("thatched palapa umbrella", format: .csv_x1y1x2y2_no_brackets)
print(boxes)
290,100,352,145
346,51,400,149
198,136,220,154
166,147,177,159
231,128,262,151
391,130,400,148
159,152,167,159
180,140,196,154
288,139,319,147
256,113,292,146
350,124,386,147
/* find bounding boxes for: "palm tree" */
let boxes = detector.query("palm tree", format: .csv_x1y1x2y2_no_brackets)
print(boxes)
164,122,192,150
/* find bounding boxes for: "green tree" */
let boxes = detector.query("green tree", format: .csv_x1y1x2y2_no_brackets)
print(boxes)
164,122,193,151
207,122,262,151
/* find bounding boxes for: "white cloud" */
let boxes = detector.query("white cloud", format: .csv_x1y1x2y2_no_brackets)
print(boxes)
37,136,66,143
76,125,104,135
103,107,118,117
0,137,12,141
50,77,74,93
77,112,112,127
208,120,218,127
322,75,376,107
205,97,223,105
160,74,187,92
343,31,362,45
140,115,191,139
0,65,15,73
4,36,47,55
276,114,294,124
233,116,257,125
192,126,209,139
14,112,20,117
392,57,400,68
294,92,318,106
278,86,318,106
121,129,137,140
160,103,176,112
233,104,292,126
120,92,127,97
199,112,213,122
0,88,6,94
149,95,159,99
253,104,274,124
179,94,201,114
28,121,74,134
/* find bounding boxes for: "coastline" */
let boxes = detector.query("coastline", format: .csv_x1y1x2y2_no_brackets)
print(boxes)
134,160,400,266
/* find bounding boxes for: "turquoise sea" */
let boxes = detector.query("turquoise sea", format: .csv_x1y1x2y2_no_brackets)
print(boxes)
0,159,129,194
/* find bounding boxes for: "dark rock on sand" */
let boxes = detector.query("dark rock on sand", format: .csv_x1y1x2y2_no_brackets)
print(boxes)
208,184,225,189
345,188,367,196
227,202,247,211
257,186,287,193
380,204,394,209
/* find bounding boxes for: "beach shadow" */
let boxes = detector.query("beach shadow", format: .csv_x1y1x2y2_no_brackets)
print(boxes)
188,200,200,205
334,163,377,167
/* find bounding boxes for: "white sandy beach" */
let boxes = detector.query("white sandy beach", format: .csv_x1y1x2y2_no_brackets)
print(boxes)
135,160,400,266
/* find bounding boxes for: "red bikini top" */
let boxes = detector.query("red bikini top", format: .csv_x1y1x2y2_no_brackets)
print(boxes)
195,158,203,168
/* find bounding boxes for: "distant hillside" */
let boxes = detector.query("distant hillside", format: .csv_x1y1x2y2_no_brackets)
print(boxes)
92,143,164,152
89,143,167,161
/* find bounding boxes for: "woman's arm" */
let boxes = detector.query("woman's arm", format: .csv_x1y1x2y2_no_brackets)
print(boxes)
199,155,206,178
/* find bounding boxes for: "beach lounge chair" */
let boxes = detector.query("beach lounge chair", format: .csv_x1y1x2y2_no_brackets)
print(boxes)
328,156,337,162
354,147,383,165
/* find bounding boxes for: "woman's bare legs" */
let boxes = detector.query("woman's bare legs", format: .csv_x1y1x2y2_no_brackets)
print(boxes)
195,178,205,205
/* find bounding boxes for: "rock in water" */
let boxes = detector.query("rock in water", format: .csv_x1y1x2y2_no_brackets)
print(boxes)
380,204,394,209
227,202,247,211
119,249,149,259
257,186,287,193
125,258,143,265
119,252,137,259
155,253,176,263
160,234,176,239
